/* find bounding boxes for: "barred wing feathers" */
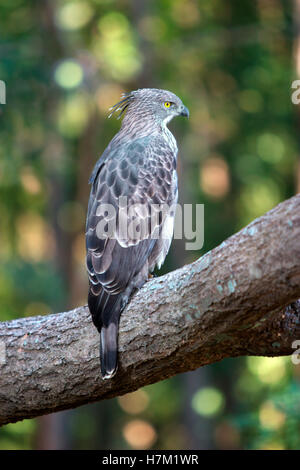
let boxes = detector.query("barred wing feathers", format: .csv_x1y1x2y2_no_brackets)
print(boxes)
86,136,177,378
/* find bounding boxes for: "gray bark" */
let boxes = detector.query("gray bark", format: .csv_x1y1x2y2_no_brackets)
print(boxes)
0,194,300,426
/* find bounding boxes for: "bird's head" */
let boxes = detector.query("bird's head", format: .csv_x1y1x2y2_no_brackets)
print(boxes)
108,88,189,127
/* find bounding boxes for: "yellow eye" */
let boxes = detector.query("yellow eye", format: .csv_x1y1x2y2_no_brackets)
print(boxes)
164,101,171,108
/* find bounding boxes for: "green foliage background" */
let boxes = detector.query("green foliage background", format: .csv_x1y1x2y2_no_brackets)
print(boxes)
0,0,299,450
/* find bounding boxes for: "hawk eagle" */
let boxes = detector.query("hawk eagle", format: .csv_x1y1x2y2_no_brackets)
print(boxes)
86,88,189,379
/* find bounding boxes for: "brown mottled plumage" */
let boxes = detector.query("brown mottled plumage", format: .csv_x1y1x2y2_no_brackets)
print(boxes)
86,88,189,379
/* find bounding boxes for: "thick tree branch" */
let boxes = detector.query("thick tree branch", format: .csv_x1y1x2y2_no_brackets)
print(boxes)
0,195,300,426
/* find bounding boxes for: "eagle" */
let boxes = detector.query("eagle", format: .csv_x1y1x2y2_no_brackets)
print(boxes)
86,88,189,379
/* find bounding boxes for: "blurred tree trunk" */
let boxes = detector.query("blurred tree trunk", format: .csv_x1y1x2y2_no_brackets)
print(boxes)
33,0,75,450
177,137,214,450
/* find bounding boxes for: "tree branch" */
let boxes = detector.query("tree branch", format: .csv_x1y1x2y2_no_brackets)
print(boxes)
0,195,300,426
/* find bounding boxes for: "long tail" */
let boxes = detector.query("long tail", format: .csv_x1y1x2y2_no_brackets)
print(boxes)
88,288,122,379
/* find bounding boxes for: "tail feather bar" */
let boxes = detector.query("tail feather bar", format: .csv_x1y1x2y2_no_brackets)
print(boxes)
88,288,122,379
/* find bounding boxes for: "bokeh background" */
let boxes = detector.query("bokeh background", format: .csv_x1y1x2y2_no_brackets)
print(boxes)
0,0,300,450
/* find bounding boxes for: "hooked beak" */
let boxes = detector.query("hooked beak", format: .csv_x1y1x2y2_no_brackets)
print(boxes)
180,105,189,118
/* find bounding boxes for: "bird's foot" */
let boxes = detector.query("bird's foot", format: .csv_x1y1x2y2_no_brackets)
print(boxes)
148,272,158,279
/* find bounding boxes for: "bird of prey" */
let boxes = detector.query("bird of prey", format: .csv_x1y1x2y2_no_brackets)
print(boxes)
86,88,189,379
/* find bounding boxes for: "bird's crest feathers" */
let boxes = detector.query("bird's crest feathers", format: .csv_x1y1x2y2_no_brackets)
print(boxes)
108,92,135,119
